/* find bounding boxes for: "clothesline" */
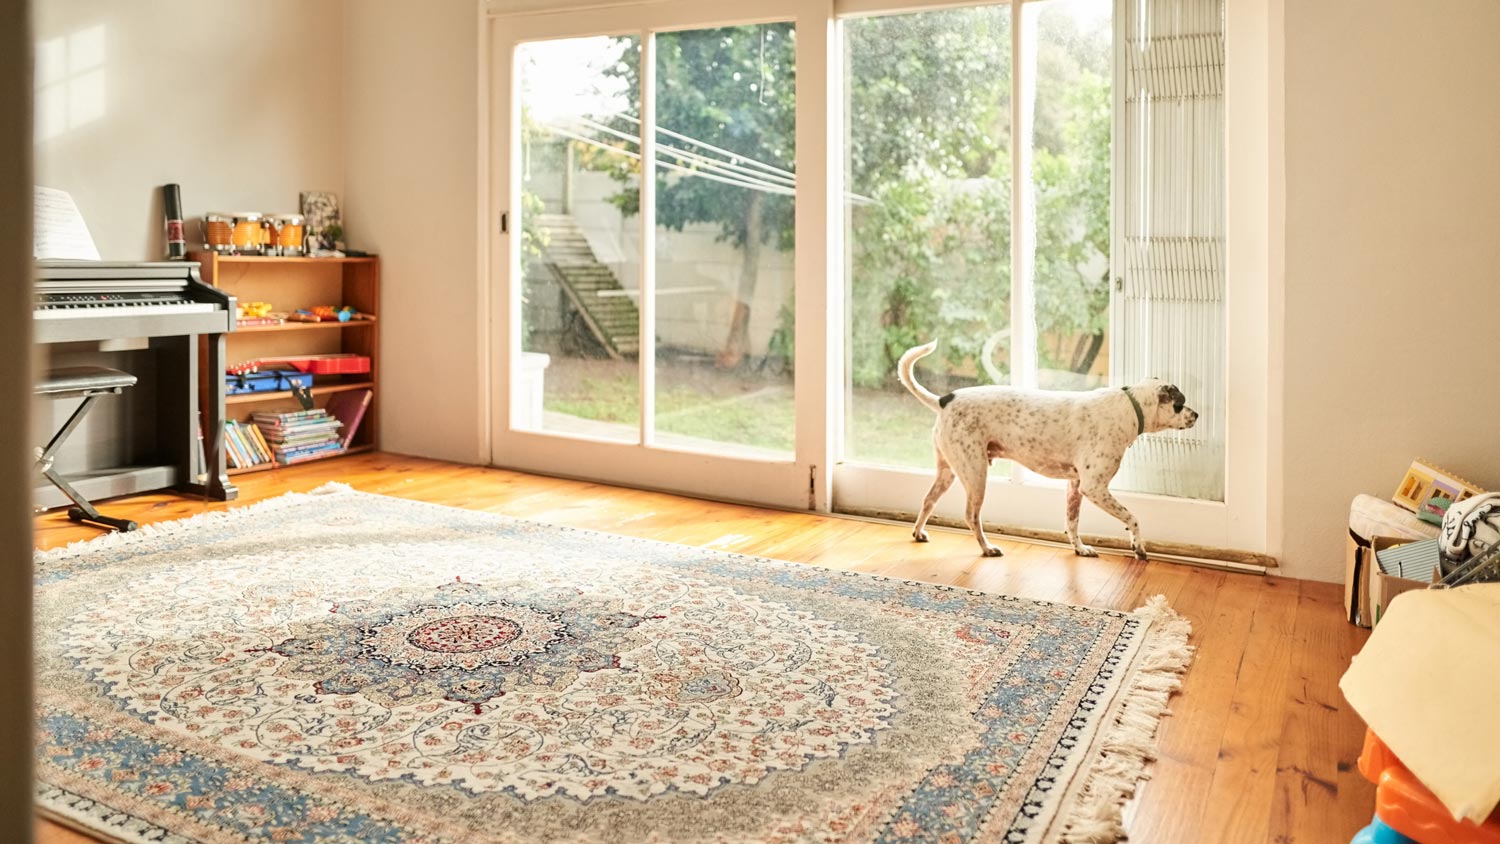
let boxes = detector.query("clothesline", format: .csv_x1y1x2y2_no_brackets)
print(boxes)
534,116,876,205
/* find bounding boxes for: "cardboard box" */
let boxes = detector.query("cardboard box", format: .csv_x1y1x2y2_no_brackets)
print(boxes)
1343,495,1441,627
1344,530,1372,626
1367,535,1439,626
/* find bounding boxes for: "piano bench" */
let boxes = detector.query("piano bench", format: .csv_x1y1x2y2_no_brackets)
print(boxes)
36,365,138,397
35,366,141,532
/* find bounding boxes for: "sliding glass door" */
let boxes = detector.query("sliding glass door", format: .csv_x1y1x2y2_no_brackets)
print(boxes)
490,0,1262,556
490,1,830,509
833,0,1233,549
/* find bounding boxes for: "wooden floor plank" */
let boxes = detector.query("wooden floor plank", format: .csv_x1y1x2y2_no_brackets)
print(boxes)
1268,580,1368,844
1331,583,1378,840
1125,569,1260,842
1199,575,1302,844
33,452,1372,844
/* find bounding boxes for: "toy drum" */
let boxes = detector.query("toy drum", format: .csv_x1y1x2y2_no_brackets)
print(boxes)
268,214,306,256
203,213,236,253
229,212,265,255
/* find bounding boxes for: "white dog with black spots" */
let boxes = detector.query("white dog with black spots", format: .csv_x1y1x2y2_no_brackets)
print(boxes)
897,341,1199,559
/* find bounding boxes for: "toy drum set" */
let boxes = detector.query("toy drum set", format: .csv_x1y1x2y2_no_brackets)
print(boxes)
203,212,306,256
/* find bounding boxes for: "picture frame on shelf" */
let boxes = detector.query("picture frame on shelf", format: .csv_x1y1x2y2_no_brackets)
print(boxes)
299,191,343,255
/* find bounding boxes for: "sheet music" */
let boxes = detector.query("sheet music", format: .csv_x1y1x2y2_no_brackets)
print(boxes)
34,186,101,260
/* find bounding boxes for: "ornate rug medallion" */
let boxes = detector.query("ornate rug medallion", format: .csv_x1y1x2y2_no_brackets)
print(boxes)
34,485,1191,844
268,581,640,710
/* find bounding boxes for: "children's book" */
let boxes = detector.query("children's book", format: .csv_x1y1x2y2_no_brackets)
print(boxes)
324,388,373,448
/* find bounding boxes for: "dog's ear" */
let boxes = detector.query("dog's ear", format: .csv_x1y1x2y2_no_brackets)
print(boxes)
1156,384,1185,413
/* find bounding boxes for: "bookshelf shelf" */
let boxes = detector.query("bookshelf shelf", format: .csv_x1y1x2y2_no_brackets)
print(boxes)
235,320,375,333
225,381,376,405
227,444,376,476
193,251,379,470
212,255,378,265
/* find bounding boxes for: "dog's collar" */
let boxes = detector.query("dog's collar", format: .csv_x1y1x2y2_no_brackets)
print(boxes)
1121,387,1145,436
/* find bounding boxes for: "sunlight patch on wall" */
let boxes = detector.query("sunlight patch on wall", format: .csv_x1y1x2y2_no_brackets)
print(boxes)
35,24,107,142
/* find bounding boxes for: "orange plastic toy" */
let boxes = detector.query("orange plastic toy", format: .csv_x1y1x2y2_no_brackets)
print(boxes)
1358,730,1500,844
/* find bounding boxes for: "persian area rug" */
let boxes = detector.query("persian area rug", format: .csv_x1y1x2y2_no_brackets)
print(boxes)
35,484,1193,844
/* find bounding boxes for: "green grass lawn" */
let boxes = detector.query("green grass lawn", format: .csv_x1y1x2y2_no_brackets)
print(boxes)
541,357,946,468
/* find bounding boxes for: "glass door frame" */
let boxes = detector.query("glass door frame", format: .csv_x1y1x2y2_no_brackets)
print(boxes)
485,0,1276,557
486,0,839,511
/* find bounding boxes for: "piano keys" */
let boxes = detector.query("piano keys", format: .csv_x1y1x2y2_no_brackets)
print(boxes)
34,260,238,504
35,286,220,320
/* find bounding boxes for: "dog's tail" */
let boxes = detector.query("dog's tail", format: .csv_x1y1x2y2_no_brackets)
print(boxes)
897,342,943,413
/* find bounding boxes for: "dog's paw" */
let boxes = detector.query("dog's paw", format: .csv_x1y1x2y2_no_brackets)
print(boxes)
1073,544,1099,557
981,546,1004,558
913,530,929,543
1132,543,1148,561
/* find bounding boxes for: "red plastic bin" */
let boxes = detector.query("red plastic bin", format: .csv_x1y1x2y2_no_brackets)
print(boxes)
287,355,370,375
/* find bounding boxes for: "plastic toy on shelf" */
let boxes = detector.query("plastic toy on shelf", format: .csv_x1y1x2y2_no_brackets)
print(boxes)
225,354,371,377
236,301,274,319
287,306,376,323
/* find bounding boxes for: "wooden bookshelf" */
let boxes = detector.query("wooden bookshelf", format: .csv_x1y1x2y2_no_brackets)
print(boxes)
192,251,379,473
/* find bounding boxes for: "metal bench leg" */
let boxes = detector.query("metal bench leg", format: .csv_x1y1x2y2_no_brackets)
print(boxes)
37,393,104,467
35,391,139,533
43,468,139,532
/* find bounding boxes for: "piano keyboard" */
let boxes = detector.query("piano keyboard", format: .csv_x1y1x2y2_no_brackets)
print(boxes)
37,281,218,320
33,261,234,341
35,302,219,319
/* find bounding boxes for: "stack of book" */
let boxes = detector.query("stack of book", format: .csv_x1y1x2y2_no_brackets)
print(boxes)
223,419,274,469
251,409,346,465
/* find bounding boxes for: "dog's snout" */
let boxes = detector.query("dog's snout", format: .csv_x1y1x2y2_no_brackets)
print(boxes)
1185,409,1199,428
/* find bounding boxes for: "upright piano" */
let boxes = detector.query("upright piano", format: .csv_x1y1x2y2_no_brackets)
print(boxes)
35,260,238,503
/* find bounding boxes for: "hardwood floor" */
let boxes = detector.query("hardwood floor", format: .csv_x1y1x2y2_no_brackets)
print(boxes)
35,452,1374,844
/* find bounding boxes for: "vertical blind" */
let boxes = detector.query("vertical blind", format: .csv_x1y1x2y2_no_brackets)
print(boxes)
1111,0,1226,501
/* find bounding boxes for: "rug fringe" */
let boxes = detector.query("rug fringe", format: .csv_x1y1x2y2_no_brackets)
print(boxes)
33,483,359,566
1056,594,1195,843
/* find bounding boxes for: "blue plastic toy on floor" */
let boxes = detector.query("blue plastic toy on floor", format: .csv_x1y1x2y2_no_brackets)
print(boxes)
1352,815,1418,844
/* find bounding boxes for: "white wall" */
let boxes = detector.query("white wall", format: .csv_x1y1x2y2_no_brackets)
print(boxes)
343,0,485,463
33,0,344,260
1279,0,1500,581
